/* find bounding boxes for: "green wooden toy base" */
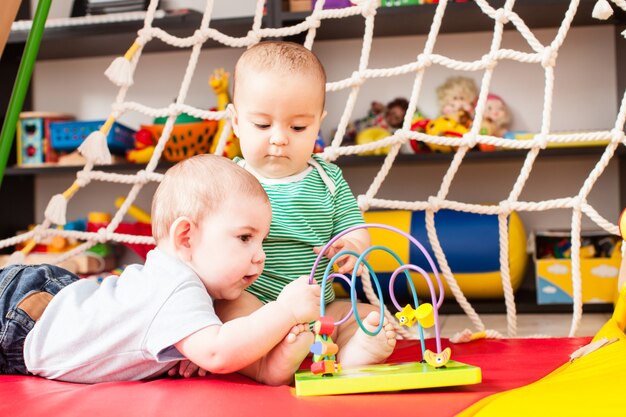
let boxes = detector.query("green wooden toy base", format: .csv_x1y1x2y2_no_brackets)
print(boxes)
294,360,481,396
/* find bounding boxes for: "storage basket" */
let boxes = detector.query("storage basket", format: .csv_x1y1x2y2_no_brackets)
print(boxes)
49,120,136,154
142,120,218,162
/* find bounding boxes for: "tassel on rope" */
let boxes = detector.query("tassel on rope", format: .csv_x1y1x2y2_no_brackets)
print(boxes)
77,116,114,165
592,0,613,20
104,41,141,87
5,240,36,266
44,181,81,225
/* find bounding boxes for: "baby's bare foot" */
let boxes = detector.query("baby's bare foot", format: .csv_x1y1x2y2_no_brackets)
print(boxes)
260,324,313,386
337,311,396,368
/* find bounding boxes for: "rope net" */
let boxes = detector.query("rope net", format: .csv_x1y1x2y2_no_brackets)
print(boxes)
4,0,626,338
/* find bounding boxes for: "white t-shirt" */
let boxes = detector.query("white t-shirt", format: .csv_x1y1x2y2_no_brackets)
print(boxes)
24,248,222,383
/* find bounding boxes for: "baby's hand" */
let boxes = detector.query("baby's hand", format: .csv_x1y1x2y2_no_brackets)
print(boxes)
277,275,320,323
314,238,364,276
167,360,208,378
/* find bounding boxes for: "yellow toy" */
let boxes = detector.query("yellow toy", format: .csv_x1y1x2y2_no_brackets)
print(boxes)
424,115,469,152
114,196,151,224
126,128,155,164
355,126,392,155
208,68,241,158
457,210,626,416
395,303,435,329
424,347,451,368
459,284,626,416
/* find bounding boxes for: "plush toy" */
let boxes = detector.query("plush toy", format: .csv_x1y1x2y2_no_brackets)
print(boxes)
476,94,511,151
436,76,478,125
356,127,392,155
353,98,425,155
405,77,478,154
481,94,511,137
380,97,409,130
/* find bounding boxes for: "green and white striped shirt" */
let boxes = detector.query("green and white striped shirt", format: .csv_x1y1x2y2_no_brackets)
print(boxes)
235,154,364,304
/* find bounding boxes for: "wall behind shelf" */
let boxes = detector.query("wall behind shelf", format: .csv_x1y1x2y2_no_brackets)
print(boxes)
33,26,616,138
29,24,621,243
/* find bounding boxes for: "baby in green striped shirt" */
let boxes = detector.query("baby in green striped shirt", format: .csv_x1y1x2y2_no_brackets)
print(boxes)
215,41,396,376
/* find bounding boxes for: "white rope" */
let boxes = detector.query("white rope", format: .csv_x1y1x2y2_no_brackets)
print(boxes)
4,0,625,340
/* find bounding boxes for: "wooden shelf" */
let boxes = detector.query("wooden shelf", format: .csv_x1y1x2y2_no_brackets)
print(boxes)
7,1,624,61
4,162,174,176
334,145,622,167
279,0,623,41
4,145,619,175
8,10,256,60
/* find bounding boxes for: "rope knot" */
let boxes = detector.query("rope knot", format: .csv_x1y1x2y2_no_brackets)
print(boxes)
464,132,477,149
305,15,321,29
321,146,340,162
494,8,510,24
192,29,205,43
136,30,152,45
246,31,261,46
427,195,443,210
351,70,365,87
541,47,558,68
570,196,584,209
168,103,179,118
357,194,371,212
498,200,513,215
417,54,433,68
610,128,625,144
482,53,497,70
361,0,378,18
75,172,91,187
111,103,124,114
96,227,109,243
534,133,549,150
136,170,150,185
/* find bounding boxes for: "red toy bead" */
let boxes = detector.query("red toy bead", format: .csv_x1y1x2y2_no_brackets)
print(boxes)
314,316,335,335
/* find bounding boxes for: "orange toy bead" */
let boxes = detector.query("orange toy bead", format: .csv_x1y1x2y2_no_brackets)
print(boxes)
310,341,339,356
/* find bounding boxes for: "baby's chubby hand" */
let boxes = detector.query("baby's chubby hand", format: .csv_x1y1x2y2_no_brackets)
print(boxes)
277,275,321,324
168,360,208,378
314,238,364,276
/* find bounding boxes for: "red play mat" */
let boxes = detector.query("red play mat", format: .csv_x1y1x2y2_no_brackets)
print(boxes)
0,337,590,416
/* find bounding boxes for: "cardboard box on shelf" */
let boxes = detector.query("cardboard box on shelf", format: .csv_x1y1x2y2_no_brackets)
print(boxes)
533,230,621,304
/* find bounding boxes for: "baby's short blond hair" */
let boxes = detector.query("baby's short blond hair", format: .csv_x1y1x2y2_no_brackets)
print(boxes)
233,41,326,106
151,154,269,242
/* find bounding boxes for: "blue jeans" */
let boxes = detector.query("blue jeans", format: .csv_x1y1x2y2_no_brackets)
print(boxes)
0,264,78,374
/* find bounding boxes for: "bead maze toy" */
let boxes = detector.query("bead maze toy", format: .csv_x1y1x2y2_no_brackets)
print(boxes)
294,223,481,396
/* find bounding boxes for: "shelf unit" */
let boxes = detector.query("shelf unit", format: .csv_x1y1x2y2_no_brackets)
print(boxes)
273,0,619,39
1,0,625,312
